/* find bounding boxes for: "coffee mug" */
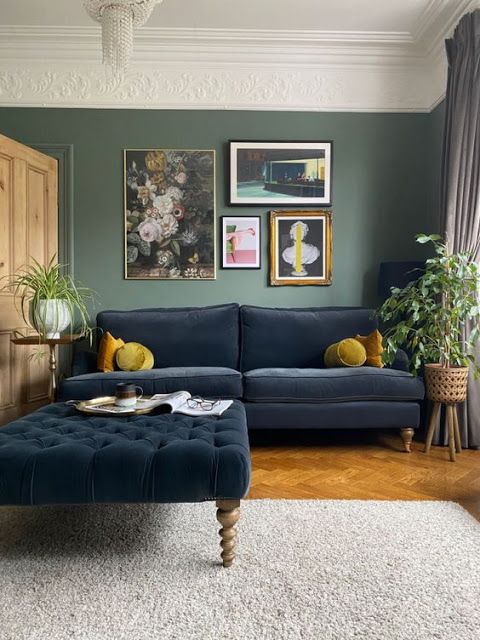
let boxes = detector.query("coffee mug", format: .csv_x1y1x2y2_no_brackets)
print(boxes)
114,383,143,407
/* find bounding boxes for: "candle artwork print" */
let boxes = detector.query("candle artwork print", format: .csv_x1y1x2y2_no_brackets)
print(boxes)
284,220,321,277
269,210,332,286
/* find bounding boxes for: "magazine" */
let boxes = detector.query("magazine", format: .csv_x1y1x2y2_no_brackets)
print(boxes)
85,391,233,417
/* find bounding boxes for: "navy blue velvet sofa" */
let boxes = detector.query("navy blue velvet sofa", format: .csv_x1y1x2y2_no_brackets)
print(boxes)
59,304,424,449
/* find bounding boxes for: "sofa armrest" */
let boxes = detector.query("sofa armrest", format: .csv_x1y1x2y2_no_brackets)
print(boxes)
389,348,410,372
72,348,97,376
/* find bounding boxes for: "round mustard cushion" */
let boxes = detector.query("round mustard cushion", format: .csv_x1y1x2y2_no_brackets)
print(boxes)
115,342,154,371
324,338,367,368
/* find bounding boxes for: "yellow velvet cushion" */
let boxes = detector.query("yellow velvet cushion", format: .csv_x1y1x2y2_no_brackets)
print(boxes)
115,342,154,372
324,338,367,368
355,329,384,368
97,332,125,372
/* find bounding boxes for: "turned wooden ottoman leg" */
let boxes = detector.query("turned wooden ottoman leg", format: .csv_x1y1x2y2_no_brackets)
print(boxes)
216,499,240,568
400,427,414,453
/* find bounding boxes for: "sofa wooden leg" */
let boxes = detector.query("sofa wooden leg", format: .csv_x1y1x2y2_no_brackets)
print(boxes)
400,427,414,453
216,499,240,568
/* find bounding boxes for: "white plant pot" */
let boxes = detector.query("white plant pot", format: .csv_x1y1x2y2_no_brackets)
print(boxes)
31,299,72,339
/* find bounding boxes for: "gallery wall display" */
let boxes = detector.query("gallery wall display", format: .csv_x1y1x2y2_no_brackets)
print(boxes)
269,210,332,286
221,216,261,269
124,149,216,280
229,141,333,206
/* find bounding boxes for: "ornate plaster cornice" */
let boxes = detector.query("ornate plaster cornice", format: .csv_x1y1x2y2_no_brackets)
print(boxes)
0,1,477,111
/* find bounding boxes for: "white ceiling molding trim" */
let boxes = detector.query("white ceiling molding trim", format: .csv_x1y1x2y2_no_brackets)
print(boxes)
0,64,431,112
0,27,420,64
416,0,480,111
0,0,478,112
413,0,477,55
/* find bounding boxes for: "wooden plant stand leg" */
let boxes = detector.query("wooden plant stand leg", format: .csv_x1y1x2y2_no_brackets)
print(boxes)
452,405,462,453
424,402,441,454
48,343,57,403
216,499,240,568
400,427,414,453
446,404,456,462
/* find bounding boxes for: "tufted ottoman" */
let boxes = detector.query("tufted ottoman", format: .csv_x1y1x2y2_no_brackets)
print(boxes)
0,400,251,567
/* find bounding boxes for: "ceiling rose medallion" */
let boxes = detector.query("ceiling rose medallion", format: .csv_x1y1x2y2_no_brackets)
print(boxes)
83,0,164,75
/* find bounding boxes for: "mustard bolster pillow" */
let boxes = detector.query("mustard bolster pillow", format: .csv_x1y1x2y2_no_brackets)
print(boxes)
116,342,154,371
324,338,367,368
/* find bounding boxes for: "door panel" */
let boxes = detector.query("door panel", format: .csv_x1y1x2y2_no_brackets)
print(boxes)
28,167,48,265
0,330,15,411
0,133,58,425
0,155,12,279
12,159,27,274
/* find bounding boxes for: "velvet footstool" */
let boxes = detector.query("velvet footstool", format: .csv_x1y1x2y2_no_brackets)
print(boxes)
0,400,251,567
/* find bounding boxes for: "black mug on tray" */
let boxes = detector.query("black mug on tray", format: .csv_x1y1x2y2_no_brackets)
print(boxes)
114,383,143,408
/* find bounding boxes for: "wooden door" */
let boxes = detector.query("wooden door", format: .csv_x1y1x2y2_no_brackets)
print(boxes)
0,133,58,425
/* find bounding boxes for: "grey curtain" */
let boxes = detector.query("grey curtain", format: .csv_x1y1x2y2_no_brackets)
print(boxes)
439,10,480,447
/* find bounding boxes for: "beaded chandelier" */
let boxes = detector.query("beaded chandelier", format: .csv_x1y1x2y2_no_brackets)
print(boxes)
83,0,163,75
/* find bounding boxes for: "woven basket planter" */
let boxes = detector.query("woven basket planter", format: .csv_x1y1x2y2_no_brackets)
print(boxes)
424,364,469,404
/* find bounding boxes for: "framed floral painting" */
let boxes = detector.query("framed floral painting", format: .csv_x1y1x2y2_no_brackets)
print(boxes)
269,210,332,286
124,149,216,279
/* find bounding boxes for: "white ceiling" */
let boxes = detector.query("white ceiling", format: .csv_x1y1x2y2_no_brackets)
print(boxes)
1,0,431,32
0,0,478,111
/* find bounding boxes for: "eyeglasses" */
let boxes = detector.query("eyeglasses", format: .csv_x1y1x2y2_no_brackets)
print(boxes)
187,397,220,411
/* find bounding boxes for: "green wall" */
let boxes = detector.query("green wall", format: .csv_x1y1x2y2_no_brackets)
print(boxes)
0,108,441,311
427,100,445,230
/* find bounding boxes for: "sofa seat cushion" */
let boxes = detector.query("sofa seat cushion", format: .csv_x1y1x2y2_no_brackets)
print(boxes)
243,367,424,403
58,367,243,401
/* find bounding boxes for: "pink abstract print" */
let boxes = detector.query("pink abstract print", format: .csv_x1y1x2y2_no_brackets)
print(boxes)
222,217,261,269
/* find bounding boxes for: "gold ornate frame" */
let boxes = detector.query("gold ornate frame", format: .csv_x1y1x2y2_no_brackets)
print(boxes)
269,210,332,286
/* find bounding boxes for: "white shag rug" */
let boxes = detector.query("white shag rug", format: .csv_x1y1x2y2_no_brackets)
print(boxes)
0,500,479,640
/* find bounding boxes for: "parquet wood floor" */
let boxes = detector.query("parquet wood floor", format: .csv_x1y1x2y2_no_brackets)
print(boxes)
247,429,480,521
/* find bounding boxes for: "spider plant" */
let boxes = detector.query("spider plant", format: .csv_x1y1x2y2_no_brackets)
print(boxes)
2,256,96,340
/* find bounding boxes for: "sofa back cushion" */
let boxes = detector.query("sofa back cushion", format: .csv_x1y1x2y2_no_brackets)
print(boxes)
240,306,377,371
97,304,240,369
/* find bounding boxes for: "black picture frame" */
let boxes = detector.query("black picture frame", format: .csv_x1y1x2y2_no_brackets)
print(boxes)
220,215,262,269
229,140,333,206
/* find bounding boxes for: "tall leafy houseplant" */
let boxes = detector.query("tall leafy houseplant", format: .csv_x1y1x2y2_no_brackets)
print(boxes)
2,257,95,340
378,234,480,403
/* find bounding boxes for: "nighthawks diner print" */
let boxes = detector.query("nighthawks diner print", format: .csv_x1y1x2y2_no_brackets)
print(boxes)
230,141,332,206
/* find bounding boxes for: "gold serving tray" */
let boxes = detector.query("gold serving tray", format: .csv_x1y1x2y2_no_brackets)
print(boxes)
74,396,154,417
